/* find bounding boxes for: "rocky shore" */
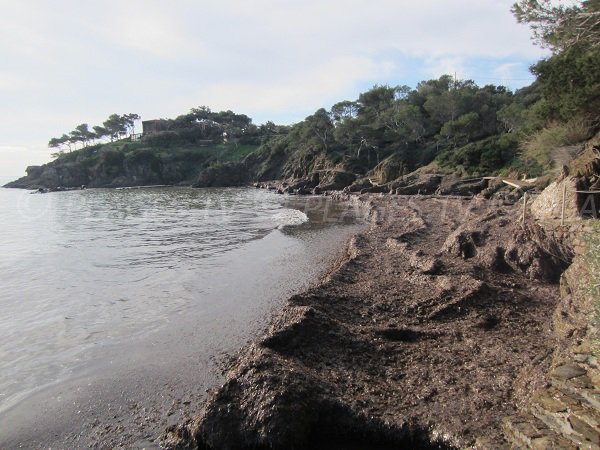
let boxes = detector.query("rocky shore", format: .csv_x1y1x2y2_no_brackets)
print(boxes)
249,170,494,198
6,137,597,448
161,192,576,449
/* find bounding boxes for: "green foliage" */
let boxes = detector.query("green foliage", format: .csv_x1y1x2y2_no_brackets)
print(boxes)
532,44,600,121
497,102,528,133
101,148,125,167
48,113,141,154
436,134,521,174
70,124,95,148
439,112,481,147
41,3,600,188
512,0,600,130
267,76,524,178
93,125,108,140
103,114,129,141
521,120,592,172
512,0,600,53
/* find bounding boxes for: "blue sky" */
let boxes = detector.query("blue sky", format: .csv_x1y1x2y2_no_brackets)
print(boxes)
0,0,546,177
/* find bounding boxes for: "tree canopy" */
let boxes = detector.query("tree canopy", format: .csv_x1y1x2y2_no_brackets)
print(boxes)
49,113,140,153
513,0,600,122
512,0,600,52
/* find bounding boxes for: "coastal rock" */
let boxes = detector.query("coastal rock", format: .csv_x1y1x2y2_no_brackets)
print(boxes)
443,230,482,259
360,184,390,194
504,223,573,283
530,176,580,222
315,170,356,192
6,162,88,189
369,154,408,184
436,176,487,196
394,174,443,195
5,146,207,189
193,162,248,188
344,178,374,193
442,212,496,259
550,363,586,381
441,205,572,283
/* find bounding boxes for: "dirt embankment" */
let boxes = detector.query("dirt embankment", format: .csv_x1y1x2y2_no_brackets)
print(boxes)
161,195,572,450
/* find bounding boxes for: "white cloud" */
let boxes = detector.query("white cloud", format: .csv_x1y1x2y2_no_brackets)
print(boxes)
423,57,467,80
0,145,28,154
89,2,199,59
190,56,395,116
206,0,542,60
0,0,547,171
0,72,39,91
0,145,52,177
493,62,524,86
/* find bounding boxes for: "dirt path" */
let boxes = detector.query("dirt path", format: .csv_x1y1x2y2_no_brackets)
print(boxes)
163,195,566,449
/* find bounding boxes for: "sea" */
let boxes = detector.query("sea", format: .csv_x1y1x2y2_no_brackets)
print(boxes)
0,179,364,447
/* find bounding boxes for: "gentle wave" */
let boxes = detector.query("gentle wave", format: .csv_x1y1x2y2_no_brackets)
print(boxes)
0,187,293,413
272,209,310,228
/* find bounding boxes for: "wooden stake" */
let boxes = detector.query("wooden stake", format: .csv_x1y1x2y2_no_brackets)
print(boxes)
522,191,527,225
561,182,567,226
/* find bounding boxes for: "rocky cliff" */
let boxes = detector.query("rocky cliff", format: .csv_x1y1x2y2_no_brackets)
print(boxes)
3,142,255,189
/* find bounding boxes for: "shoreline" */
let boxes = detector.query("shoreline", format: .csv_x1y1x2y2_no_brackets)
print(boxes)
0,190,367,450
162,193,570,449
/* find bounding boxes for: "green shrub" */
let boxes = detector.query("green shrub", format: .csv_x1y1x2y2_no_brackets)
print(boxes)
522,120,592,172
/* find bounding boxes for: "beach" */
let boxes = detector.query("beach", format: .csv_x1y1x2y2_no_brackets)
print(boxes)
164,194,565,449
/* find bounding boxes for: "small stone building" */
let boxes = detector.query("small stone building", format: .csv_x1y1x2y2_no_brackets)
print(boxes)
142,119,170,135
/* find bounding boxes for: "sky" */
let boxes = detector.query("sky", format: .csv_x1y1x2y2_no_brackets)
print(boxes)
0,0,546,177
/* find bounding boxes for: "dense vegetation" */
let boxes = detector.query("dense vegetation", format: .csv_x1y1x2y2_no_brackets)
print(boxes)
265,78,535,179
8,0,599,190
49,113,141,155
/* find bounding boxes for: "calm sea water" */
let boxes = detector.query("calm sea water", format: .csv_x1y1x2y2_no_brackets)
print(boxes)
0,185,363,427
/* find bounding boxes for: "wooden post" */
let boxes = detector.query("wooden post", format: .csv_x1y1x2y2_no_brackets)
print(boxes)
561,182,567,226
522,191,527,225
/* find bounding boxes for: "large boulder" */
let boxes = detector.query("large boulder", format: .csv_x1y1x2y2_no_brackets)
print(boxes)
25,165,43,177
530,176,580,222
395,174,443,195
5,162,89,189
369,154,407,184
343,177,374,193
315,170,356,191
436,176,487,196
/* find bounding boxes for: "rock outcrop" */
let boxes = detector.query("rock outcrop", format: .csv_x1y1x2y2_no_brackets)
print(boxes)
497,142,600,449
5,146,205,189
530,176,581,222
193,162,249,188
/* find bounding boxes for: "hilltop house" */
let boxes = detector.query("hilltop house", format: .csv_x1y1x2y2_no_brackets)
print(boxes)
142,119,170,135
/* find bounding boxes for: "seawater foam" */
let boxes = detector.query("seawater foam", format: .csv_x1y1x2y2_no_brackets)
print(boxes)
272,209,309,228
